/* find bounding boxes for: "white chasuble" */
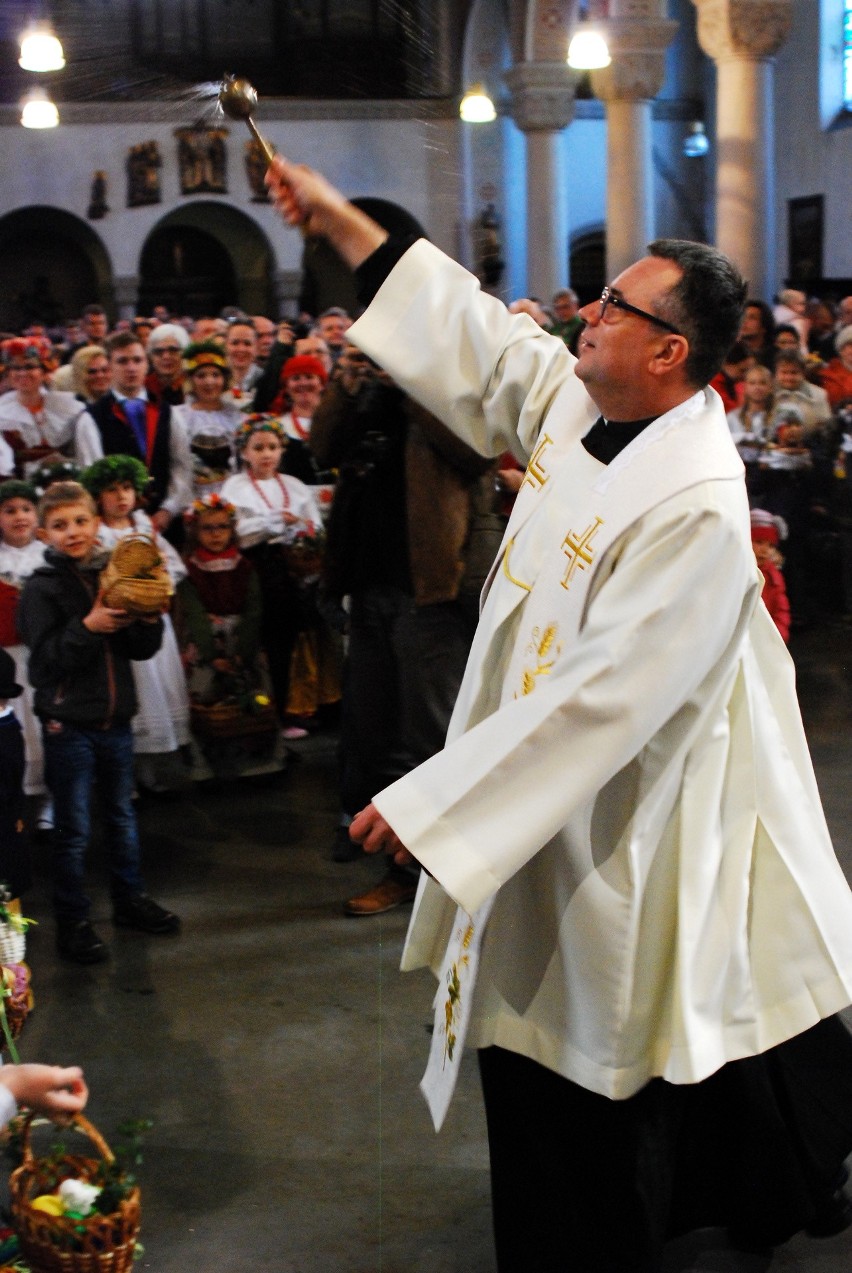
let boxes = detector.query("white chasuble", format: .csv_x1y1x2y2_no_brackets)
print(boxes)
351,237,852,1132
417,393,746,1129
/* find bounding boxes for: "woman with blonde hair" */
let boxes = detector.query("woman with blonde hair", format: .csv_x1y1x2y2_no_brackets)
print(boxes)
68,344,111,404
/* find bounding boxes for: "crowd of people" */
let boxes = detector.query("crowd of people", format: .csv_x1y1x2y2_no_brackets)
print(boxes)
0,281,847,949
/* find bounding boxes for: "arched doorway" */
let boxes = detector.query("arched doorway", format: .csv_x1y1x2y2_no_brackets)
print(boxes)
0,207,112,330
299,198,427,316
570,230,606,304
138,204,274,318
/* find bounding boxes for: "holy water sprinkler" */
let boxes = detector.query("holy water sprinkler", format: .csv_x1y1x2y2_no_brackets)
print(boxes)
218,74,276,166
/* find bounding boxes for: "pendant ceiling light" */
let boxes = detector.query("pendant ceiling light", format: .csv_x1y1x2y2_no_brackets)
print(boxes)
567,23,610,70
20,87,60,129
19,24,66,73
460,84,497,123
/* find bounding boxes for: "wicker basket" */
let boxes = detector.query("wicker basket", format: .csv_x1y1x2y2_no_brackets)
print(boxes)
190,699,277,740
0,925,26,966
10,1114,141,1273
99,535,172,617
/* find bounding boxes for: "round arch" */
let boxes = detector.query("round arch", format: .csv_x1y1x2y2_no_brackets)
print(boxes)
138,203,275,318
570,228,606,304
299,197,427,316
0,207,112,331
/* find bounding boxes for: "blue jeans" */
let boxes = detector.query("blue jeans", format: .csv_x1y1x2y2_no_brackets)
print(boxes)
43,721,144,922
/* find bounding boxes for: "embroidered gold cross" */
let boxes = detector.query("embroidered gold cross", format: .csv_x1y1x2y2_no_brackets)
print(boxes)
561,516,604,591
521,432,554,492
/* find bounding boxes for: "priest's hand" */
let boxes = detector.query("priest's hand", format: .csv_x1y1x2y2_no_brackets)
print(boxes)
350,803,416,867
265,156,388,270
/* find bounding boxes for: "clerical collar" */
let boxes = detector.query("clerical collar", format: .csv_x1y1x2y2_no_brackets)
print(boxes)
582,414,658,466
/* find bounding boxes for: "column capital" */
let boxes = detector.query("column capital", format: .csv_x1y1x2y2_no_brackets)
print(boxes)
504,61,578,133
590,15,679,102
690,0,793,62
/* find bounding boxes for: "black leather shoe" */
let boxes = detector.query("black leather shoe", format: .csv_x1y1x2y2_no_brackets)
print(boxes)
56,920,108,964
113,894,180,935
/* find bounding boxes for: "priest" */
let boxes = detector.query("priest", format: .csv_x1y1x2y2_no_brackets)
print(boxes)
266,156,852,1271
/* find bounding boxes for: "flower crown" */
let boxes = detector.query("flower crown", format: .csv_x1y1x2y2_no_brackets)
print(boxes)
30,460,82,499
186,492,237,522
80,454,150,498
0,479,37,508
234,413,285,450
183,341,228,376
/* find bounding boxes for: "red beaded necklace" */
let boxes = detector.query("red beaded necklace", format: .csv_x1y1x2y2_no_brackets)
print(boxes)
248,471,290,510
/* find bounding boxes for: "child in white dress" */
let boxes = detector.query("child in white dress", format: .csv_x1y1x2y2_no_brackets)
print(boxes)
220,415,322,737
0,480,50,829
80,455,191,790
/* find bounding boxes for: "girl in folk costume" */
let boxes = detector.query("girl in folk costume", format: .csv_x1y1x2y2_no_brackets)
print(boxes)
0,480,50,831
176,495,280,776
172,342,243,499
80,455,191,791
177,495,264,705
220,415,322,738
0,339,82,478
222,319,262,408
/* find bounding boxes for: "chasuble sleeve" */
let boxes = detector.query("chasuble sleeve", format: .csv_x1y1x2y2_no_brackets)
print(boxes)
348,239,596,464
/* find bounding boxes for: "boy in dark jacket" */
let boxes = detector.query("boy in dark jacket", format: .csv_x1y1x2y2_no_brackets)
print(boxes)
18,481,179,964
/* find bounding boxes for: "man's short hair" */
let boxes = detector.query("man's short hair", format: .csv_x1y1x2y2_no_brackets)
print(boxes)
81,304,106,320
648,240,748,388
319,307,349,321
105,330,144,358
37,481,97,527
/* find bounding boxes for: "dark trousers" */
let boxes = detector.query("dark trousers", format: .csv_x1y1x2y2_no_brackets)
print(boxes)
339,586,478,816
478,1021,852,1272
478,1047,678,1272
43,721,144,922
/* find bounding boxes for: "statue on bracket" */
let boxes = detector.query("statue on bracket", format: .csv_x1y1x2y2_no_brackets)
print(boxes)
175,125,229,195
87,170,109,220
245,140,271,202
126,142,162,207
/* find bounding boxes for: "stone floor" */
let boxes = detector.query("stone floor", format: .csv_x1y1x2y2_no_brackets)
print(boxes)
6,620,852,1272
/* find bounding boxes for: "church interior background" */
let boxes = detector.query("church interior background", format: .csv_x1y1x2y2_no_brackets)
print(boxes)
0,0,849,329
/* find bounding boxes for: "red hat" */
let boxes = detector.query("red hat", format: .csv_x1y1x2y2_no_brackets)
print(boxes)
750,508,785,545
280,354,328,384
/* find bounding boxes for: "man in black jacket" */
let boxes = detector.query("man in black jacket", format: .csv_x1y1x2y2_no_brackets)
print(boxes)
19,481,179,964
74,331,192,537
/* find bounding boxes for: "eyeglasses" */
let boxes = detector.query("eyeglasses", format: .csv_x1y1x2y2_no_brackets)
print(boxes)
596,286,682,336
151,346,182,355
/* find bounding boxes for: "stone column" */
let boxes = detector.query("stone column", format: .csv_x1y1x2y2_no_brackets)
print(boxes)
692,0,793,299
113,274,140,321
590,2,678,280
504,62,577,300
273,269,302,318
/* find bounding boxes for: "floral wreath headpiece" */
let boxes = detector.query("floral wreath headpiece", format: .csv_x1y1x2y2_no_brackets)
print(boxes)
183,341,228,376
0,479,37,508
80,454,150,499
186,492,237,522
30,460,82,500
234,413,285,451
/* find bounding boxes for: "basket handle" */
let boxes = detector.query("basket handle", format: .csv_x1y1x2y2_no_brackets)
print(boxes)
18,1110,115,1170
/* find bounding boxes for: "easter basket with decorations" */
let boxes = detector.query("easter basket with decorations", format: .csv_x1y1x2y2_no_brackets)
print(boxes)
99,534,172,617
9,1114,146,1273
